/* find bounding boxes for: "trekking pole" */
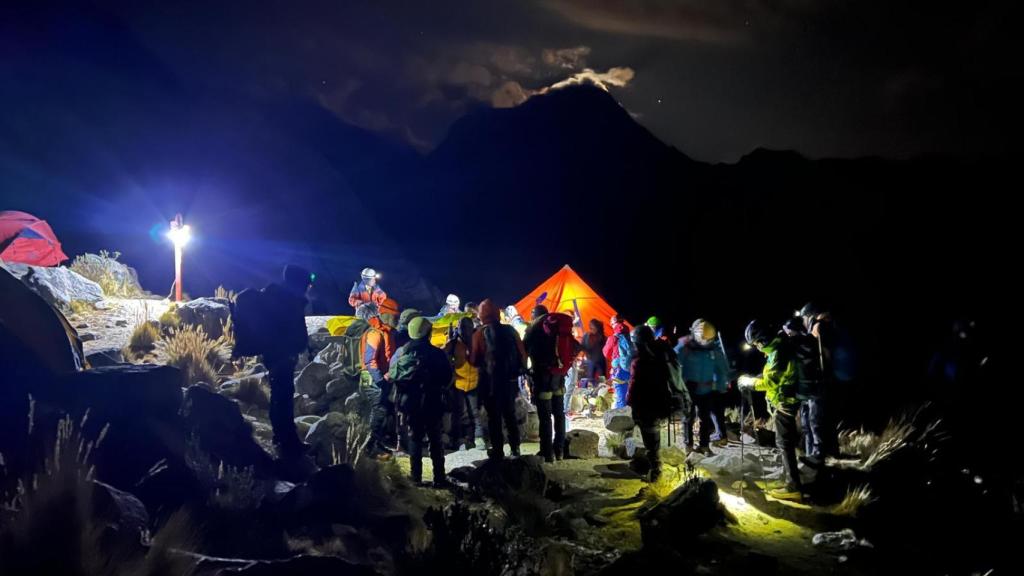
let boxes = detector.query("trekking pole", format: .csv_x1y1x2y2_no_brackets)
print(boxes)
739,395,745,499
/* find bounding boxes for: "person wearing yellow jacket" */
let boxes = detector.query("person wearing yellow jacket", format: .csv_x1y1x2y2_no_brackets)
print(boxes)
445,316,482,450
739,319,803,500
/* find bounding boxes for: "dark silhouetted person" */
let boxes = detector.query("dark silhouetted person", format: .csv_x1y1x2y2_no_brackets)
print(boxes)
262,265,312,462
627,325,676,482
470,299,526,460
524,305,567,462
581,319,607,384
389,317,454,487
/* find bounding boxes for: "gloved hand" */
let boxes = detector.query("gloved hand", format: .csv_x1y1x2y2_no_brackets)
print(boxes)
737,375,758,390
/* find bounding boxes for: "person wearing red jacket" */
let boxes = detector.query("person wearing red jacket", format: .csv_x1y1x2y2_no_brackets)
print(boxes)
349,267,387,318
603,315,635,409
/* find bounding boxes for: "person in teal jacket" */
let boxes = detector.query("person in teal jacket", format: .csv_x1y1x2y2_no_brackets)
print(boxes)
675,319,730,453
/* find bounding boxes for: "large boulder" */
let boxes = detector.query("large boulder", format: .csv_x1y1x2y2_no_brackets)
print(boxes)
181,385,275,473
638,478,727,550
1,262,104,312
69,252,143,297
1,265,85,376
294,361,331,398
90,481,150,560
566,429,600,459
304,412,355,468
177,297,231,339
216,554,376,576
52,365,186,490
604,407,635,433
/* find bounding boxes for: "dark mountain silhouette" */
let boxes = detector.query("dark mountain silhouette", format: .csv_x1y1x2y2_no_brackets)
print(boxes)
1,8,1005,393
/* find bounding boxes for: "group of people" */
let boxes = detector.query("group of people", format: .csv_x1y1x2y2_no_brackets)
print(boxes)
255,264,842,496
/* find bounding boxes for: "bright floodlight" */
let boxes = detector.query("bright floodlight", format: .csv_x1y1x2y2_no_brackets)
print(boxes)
168,223,191,248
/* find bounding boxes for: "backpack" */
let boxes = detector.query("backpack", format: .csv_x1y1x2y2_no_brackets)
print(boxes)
789,333,825,398
665,348,692,414
543,312,577,376
483,324,523,381
391,344,445,416
614,333,635,371
231,288,271,358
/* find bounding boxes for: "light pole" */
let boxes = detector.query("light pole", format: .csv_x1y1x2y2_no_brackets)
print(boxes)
167,214,191,302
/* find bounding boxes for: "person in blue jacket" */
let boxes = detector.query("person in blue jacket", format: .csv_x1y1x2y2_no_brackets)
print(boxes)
675,319,731,454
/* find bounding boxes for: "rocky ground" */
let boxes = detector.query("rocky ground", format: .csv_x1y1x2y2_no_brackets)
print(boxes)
68,297,170,354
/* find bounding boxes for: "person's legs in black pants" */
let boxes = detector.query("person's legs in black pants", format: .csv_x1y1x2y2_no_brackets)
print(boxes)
267,355,302,458
500,385,521,455
408,417,425,482
426,416,446,483
695,394,714,449
535,393,553,460
637,418,662,481
484,392,507,459
466,389,481,448
449,389,465,450
552,393,566,459
368,378,394,455
774,406,803,491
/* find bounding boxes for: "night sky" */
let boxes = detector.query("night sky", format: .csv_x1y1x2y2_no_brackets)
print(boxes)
4,0,1020,163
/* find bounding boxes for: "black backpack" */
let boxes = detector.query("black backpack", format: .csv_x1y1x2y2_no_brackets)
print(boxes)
790,333,825,398
231,288,270,358
483,324,523,381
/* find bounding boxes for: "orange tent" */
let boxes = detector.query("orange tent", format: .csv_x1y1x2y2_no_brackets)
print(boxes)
514,265,622,330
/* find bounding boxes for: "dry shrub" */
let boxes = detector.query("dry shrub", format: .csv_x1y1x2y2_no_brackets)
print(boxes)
1,409,197,576
159,304,181,330
159,325,231,386
831,485,876,517
70,250,142,298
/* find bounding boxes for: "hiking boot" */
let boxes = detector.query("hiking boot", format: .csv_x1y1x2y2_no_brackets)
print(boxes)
696,445,714,456
487,449,505,461
713,438,730,448
464,440,477,450
648,468,662,483
433,478,452,489
768,485,803,501
510,445,521,457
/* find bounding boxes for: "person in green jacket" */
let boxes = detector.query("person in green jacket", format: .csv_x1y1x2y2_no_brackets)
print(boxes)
739,319,803,499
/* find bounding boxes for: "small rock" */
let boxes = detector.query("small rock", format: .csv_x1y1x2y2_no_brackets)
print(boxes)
115,319,129,327
566,429,600,459
76,323,89,329
79,332,97,342
604,407,635,433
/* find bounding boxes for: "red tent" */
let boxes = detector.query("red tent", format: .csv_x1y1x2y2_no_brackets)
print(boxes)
514,265,623,331
0,211,69,267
